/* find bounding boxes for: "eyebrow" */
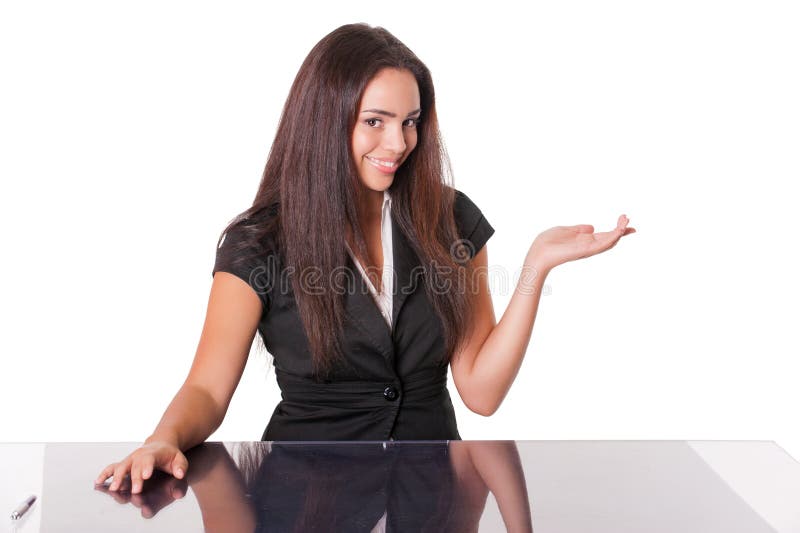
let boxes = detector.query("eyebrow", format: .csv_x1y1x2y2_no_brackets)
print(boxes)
360,108,421,118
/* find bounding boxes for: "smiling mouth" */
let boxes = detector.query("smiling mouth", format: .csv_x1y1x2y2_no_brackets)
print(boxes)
366,156,400,172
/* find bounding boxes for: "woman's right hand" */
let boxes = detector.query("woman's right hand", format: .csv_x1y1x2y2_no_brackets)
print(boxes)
95,440,189,494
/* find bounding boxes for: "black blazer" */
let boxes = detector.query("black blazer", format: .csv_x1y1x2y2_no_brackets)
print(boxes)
213,188,495,441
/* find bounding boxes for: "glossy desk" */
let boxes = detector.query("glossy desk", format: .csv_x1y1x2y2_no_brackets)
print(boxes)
1,441,798,532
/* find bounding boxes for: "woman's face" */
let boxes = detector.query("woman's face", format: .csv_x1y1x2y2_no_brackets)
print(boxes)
351,68,421,193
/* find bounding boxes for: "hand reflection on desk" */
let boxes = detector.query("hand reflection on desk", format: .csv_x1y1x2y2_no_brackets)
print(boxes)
94,470,188,519
95,440,533,532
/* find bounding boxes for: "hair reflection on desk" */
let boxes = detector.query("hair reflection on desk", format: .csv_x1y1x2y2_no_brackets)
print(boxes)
97,441,533,532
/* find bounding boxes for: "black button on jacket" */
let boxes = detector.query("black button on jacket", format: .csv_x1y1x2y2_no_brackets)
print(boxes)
213,188,495,441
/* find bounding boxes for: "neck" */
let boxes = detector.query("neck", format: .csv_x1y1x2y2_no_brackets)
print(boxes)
357,188,384,224
347,188,384,250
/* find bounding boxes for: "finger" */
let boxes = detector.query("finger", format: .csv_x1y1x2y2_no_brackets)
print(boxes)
118,475,133,492
141,455,154,481
109,461,130,491
595,228,624,242
613,224,636,239
131,461,143,495
171,453,189,479
109,473,132,495
608,226,636,248
590,229,625,252
96,464,116,485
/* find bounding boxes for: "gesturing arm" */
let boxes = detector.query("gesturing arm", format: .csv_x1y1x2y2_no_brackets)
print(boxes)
451,215,635,416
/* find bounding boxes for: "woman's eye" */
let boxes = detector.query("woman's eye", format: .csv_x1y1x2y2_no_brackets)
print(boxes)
364,117,420,128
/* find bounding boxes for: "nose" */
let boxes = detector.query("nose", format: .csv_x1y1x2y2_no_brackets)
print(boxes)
382,123,407,155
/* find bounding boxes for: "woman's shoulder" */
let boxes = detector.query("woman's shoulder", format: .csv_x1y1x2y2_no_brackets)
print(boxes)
449,187,491,234
219,203,280,251
213,204,281,309
448,186,495,258
215,204,281,272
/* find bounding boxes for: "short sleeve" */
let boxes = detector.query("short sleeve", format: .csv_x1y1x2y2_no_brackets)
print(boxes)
452,188,495,260
212,222,274,313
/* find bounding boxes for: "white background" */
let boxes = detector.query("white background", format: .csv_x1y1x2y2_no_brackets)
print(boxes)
1,1,798,460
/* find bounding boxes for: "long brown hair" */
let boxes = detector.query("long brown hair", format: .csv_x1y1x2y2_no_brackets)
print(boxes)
219,23,476,379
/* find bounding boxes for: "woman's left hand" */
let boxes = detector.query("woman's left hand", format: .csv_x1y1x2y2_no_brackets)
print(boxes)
526,214,636,274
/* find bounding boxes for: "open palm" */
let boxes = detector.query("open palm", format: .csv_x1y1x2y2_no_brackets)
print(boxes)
529,214,635,272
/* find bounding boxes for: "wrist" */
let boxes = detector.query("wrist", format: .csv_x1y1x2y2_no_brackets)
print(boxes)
523,247,552,278
517,262,549,295
145,430,180,448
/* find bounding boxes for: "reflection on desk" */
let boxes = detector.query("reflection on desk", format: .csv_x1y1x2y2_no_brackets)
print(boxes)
2,440,798,532
92,441,529,533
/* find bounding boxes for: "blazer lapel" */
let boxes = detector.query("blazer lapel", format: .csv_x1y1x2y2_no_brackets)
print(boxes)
343,212,421,364
390,212,421,331
344,253,395,360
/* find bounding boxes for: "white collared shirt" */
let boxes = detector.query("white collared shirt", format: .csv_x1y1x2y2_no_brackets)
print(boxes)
346,190,394,532
345,189,393,331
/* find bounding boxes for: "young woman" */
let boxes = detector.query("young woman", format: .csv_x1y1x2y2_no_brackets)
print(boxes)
96,23,635,495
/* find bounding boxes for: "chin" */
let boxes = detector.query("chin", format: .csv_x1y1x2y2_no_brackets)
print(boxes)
359,176,394,193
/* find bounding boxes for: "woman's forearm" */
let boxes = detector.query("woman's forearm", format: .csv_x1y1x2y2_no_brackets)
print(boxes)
468,255,550,416
145,383,226,451
467,217,633,415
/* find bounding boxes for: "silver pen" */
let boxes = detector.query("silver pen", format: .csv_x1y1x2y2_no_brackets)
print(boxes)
10,495,36,520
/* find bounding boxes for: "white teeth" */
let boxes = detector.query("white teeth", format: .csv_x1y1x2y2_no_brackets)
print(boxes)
367,157,397,168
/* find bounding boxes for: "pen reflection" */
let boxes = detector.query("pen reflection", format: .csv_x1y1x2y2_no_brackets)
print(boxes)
96,441,533,532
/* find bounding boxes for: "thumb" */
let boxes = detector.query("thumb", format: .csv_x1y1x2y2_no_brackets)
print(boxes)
572,224,594,233
171,453,189,479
